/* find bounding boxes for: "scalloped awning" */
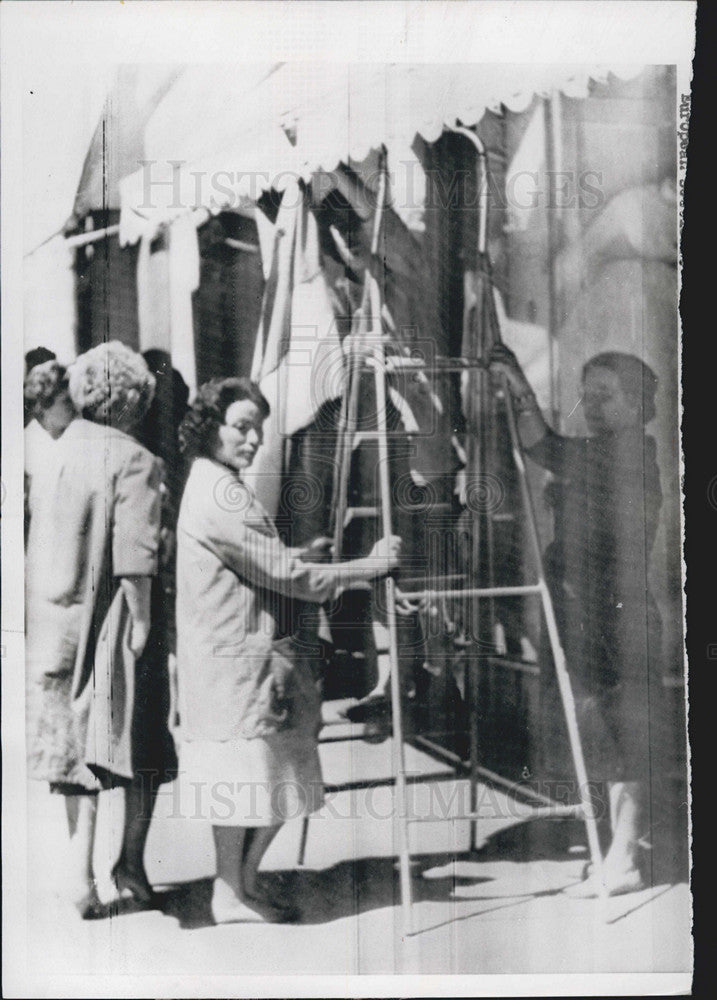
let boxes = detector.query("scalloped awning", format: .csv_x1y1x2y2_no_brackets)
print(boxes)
96,62,645,243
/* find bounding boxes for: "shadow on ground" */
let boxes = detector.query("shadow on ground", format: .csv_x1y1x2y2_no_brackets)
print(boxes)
153,815,687,930
156,854,496,930
476,813,688,886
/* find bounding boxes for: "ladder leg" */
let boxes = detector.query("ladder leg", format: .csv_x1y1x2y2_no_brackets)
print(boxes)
501,382,607,900
537,581,606,895
386,575,414,937
297,815,310,867
373,344,414,937
468,652,480,853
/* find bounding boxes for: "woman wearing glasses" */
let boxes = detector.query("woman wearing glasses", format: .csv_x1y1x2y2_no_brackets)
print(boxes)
176,377,401,924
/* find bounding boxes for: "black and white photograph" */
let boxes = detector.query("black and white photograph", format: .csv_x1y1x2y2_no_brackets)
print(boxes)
1,2,696,996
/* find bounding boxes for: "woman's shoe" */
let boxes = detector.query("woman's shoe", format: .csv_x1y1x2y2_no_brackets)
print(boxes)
211,880,299,924
363,716,392,744
565,865,645,898
111,863,156,905
71,881,105,920
577,842,652,890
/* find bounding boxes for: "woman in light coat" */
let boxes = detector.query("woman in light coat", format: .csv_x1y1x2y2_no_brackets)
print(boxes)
176,377,400,923
26,341,178,917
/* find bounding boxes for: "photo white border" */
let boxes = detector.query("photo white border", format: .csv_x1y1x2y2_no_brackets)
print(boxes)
1,2,696,996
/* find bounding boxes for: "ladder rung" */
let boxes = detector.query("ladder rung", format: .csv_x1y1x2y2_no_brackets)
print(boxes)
484,655,540,676
352,430,385,444
343,501,457,525
400,574,467,586
344,502,456,518
386,356,488,373
319,770,457,795
341,509,515,524
344,506,380,524
405,803,585,824
317,733,369,745
399,584,542,600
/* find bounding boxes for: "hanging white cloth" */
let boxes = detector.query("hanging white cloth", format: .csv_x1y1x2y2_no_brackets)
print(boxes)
167,214,200,396
244,178,341,517
136,233,171,354
136,213,199,396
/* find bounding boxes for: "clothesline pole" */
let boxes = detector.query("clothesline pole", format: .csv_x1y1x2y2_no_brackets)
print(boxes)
64,224,120,249
451,125,489,855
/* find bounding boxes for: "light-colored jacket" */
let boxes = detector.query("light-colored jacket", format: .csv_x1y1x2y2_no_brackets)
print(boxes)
26,419,161,783
176,457,337,741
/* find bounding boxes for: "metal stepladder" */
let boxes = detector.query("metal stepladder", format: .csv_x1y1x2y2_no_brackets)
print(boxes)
301,134,607,936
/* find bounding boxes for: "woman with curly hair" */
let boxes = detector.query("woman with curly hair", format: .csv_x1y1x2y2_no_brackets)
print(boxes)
26,340,178,918
23,359,76,476
24,347,58,417
176,377,401,923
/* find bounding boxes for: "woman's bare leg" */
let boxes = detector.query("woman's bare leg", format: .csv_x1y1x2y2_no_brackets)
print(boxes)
241,825,282,899
64,795,80,837
211,825,294,922
567,780,645,897
64,793,100,913
604,780,644,875
211,825,265,922
213,825,246,900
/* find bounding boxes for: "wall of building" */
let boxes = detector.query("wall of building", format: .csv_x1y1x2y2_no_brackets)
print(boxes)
503,67,682,678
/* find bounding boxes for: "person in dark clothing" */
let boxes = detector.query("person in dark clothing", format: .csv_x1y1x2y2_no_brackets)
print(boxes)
138,349,190,504
136,351,191,728
490,345,663,897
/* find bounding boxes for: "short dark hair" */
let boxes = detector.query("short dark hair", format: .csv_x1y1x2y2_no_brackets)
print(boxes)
25,347,57,374
179,377,270,460
582,352,658,425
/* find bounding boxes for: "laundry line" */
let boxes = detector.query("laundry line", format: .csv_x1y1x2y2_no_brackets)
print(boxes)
25,208,261,255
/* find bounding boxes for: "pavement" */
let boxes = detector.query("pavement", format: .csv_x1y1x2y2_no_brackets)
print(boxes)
20,705,692,990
